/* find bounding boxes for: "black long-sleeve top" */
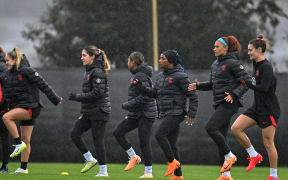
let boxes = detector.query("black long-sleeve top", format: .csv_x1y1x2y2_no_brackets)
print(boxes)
246,59,280,118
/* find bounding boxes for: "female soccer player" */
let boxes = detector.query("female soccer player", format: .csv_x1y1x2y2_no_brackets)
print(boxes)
231,35,280,180
135,50,198,179
189,36,251,180
1,47,62,174
113,52,157,178
69,45,111,177
0,47,9,173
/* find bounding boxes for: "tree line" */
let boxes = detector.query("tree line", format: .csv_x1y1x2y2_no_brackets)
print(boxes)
22,0,287,69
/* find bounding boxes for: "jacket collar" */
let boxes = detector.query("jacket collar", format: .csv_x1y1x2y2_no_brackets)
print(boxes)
86,54,104,71
163,64,184,75
217,51,240,62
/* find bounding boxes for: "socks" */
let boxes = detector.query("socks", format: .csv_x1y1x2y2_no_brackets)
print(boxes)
224,151,234,160
223,171,231,177
21,162,27,170
145,166,152,173
14,137,21,145
270,168,277,178
99,165,107,174
83,151,94,162
126,147,136,158
246,146,258,157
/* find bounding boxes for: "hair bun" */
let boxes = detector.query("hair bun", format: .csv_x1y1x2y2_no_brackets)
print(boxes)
257,34,263,40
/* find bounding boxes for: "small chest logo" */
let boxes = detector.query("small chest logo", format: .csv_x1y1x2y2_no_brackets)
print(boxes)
129,78,135,84
87,74,90,80
18,74,23,80
168,77,173,83
221,65,226,71
95,78,101,84
255,70,260,77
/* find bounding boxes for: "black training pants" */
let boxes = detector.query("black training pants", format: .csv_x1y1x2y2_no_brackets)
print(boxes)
0,111,10,166
71,113,108,165
205,102,239,165
113,116,154,166
155,114,184,176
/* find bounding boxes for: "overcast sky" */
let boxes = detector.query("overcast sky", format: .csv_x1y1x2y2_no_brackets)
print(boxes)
0,0,288,71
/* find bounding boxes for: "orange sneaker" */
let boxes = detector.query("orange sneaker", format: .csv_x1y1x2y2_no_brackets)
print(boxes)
164,159,180,177
124,155,141,171
220,154,237,173
267,176,279,180
246,154,263,172
170,175,184,179
217,175,234,180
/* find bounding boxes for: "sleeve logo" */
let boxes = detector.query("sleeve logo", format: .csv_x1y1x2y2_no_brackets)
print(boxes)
96,78,101,83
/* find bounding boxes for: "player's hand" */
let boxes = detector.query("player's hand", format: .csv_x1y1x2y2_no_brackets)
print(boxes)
131,78,139,84
59,97,63,104
185,116,196,126
188,80,199,91
224,92,233,103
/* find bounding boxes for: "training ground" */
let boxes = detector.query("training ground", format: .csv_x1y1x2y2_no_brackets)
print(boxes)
1,162,287,179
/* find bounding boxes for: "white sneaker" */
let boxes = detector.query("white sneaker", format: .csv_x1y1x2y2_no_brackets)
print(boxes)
139,172,153,178
10,141,27,158
11,168,28,174
95,172,109,177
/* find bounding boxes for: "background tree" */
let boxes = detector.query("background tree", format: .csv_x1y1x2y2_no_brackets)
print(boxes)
22,0,287,69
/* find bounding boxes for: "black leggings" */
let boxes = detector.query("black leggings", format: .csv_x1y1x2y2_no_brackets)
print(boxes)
205,102,238,165
155,115,184,176
71,113,108,165
113,116,154,166
0,112,10,166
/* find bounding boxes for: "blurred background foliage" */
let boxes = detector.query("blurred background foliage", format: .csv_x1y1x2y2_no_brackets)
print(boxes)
22,0,287,69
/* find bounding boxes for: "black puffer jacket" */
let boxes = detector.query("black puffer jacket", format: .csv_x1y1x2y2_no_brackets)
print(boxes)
0,52,7,109
142,64,198,118
0,55,61,109
122,64,157,119
73,55,111,116
0,52,6,72
197,51,251,108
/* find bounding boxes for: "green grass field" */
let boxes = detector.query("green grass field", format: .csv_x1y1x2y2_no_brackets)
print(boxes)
0,163,287,180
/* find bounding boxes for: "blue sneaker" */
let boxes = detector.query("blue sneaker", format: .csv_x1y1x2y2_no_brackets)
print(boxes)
0,164,8,173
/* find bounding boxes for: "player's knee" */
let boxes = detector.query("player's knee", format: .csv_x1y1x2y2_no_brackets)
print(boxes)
155,131,164,142
113,128,122,138
2,114,10,123
21,137,31,145
231,124,238,134
205,124,214,135
70,130,79,140
263,137,274,150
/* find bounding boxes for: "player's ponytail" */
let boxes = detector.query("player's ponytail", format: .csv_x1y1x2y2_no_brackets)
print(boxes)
249,34,269,53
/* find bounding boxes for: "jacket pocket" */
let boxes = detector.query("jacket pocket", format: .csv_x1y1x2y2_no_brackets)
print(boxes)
100,106,111,114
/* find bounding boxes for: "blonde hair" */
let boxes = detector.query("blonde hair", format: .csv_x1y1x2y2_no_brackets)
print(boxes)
84,45,111,72
0,47,6,55
102,51,111,72
7,47,23,70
